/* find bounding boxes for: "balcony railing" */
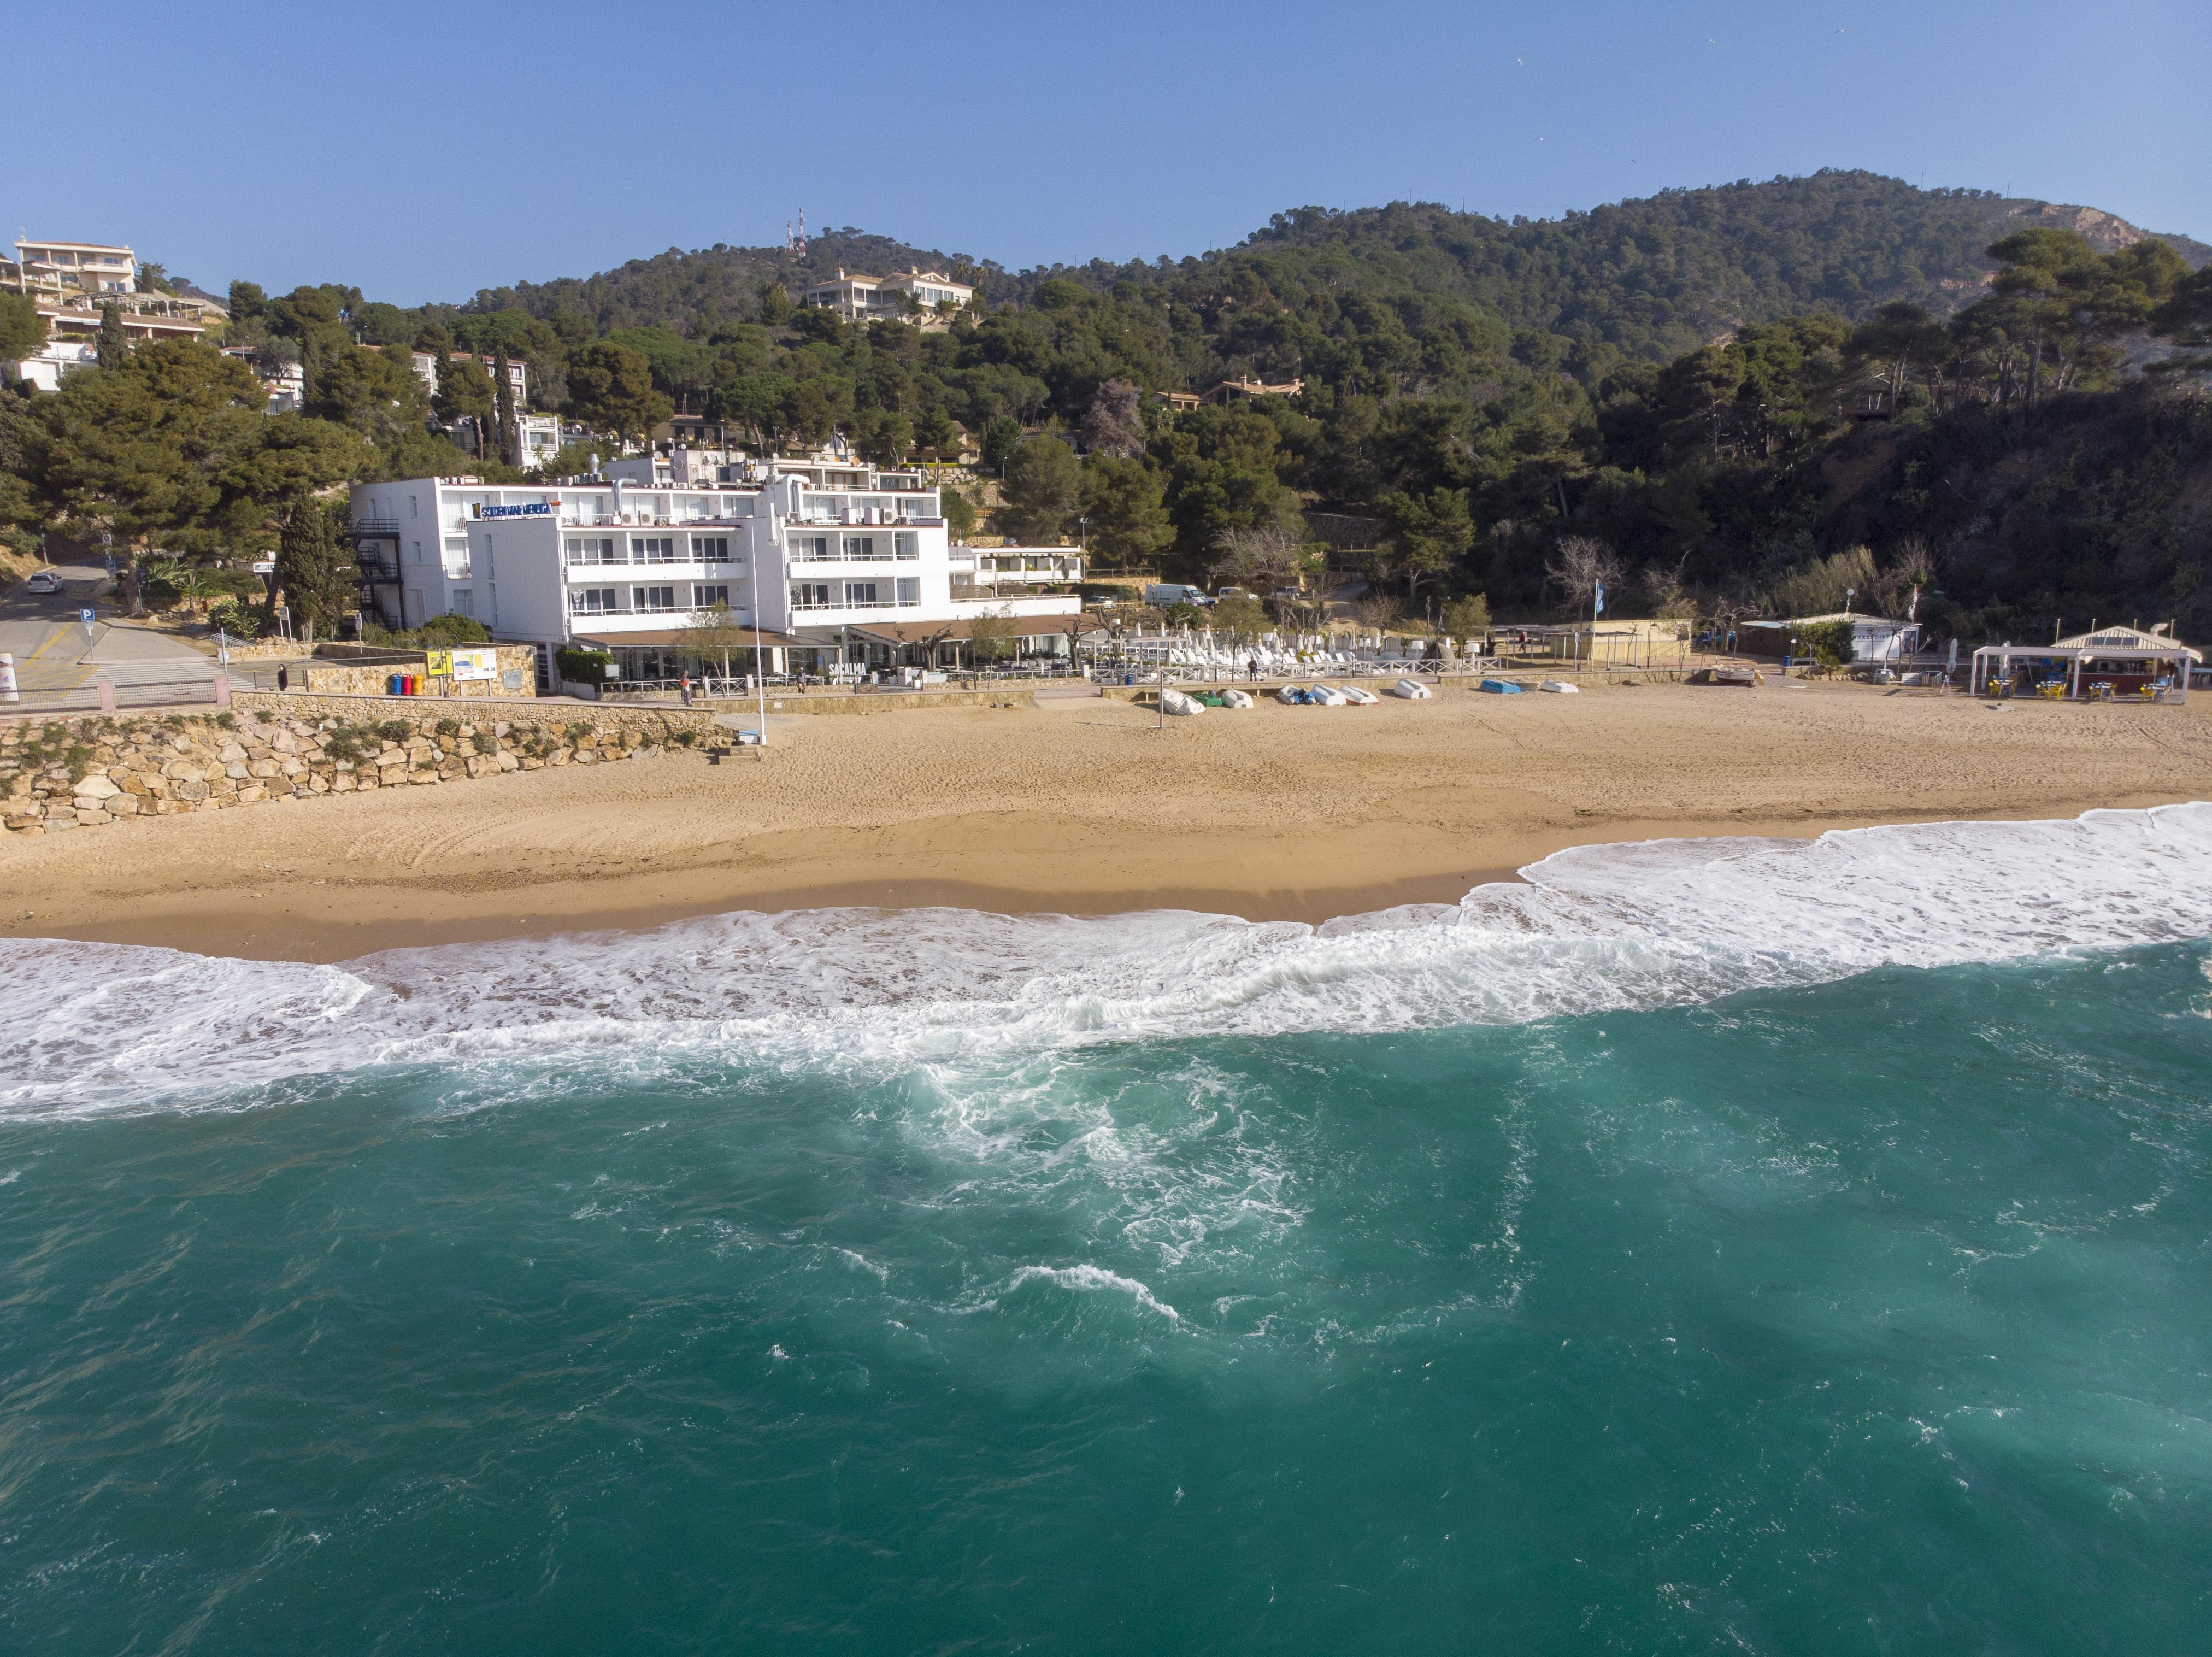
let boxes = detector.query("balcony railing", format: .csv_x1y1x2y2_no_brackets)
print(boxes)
567,602,699,618
789,548,921,563
787,597,917,612
565,555,740,569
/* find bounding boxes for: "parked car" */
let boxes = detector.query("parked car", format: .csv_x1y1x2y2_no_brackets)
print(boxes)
24,569,63,595
1215,585,1257,601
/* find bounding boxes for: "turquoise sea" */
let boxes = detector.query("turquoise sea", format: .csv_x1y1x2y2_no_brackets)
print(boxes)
3,807,2210,1653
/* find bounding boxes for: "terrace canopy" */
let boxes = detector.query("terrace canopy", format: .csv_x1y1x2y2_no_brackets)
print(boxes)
1968,643,2192,702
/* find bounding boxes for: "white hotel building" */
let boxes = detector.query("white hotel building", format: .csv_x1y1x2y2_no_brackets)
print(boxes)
349,457,1082,684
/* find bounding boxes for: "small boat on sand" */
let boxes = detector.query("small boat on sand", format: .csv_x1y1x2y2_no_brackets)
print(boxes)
1160,688,1205,716
1539,679,1580,694
1477,678,1524,695
1390,678,1432,700
1220,688,1255,709
1339,684,1380,705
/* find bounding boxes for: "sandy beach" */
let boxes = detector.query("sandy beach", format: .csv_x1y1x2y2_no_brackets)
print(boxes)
3,677,2208,961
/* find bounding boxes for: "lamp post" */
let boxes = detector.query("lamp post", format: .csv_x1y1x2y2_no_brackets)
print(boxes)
748,533,768,749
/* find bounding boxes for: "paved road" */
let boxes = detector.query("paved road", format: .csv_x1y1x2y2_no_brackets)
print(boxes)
1,562,217,707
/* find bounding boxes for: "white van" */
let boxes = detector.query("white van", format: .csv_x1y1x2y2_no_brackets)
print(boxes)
1144,583,1211,608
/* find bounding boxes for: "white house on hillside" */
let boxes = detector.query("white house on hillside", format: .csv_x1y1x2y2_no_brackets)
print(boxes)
801,266,974,324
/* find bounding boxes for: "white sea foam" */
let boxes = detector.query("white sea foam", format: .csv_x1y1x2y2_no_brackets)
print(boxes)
3,804,2209,1118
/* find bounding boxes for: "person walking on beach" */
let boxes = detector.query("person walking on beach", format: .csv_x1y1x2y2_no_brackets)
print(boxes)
679,674,693,707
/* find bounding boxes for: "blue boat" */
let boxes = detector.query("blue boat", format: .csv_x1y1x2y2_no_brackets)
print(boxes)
1477,678,1524,694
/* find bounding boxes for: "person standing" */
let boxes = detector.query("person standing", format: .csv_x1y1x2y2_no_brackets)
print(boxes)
276,663,289,694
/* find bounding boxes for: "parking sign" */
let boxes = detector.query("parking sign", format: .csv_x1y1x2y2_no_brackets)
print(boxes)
80,607,95,626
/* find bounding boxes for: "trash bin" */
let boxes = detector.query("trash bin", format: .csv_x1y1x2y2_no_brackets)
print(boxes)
387,673,405,696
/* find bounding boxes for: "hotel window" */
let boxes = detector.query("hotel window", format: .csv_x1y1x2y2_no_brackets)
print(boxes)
791,534,831,562
792,583,832,609
566,536,618,564
452,589,473,618
692,584,730,609
693,536,730,562
571,587,619,614
632,535,676,562
893,531,919,560
842,534,876,560
844,581,880,606
633,585,678,612
896,578,920,606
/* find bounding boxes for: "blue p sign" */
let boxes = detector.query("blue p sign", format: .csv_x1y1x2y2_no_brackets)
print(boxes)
79,607,95,626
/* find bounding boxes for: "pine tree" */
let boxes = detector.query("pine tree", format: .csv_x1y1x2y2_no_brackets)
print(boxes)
493,348,517,466
274,495,359,638
96,302,131,369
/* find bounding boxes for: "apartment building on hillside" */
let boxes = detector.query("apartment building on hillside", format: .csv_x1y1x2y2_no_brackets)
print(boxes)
2,238,223,391
399,349,563,466
349,460,1081,685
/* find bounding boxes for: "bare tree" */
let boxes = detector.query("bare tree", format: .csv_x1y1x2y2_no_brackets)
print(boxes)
1213,522,1311,592
1078,379,1144,457
1643,554,1698,621
1355,590,1404,632
677,602,756,691
1879,537,1940,618
1545,535,1625,613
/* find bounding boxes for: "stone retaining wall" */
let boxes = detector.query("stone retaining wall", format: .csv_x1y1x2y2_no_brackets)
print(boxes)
0,703,712,838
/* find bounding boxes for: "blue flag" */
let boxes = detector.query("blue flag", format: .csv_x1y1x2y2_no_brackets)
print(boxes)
1592,580,1605,616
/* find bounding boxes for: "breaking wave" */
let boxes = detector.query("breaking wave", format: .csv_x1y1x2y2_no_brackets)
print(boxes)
5,804,2209,1118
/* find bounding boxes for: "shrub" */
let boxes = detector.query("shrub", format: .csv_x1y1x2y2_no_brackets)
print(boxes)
563,721,594,741
375,719,413,742
206,597,268,640
417,613,492,645
671,728,698,747
1796,619,1855,668
323,727,371,763
554,647,613,686
433,718,460,737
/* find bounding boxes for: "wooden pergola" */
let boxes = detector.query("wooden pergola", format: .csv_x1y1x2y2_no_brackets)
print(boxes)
1969,643,2193,703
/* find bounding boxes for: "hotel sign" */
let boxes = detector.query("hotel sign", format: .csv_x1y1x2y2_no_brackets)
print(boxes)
474,502,553,518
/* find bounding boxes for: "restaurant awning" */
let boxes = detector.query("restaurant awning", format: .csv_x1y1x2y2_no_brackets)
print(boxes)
573,627,810,650
846,618,1068,645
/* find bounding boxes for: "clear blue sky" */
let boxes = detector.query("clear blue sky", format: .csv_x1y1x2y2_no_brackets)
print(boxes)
12,0,2207,307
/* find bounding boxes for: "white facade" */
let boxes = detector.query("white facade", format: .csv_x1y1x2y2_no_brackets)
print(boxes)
801,266,974,323
349,465,1080,677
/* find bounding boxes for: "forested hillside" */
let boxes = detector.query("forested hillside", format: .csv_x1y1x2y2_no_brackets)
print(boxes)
446,171,2210,363
5,170,2210,649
